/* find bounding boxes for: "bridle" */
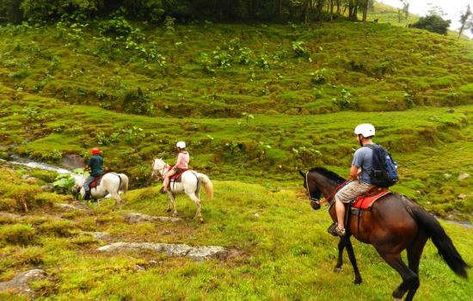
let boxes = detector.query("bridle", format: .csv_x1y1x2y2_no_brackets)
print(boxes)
151,160,170,181
304,171,348,208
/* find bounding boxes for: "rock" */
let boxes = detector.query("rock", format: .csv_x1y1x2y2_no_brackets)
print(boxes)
0,269,46,297
83,232,111,240
124,212,181,224
55,202,90,212
97,242,227,261
457,194,467,200
62,154,85,169
0,212,22,220
41,184,54,192
458,172,470,181
443,173,452,179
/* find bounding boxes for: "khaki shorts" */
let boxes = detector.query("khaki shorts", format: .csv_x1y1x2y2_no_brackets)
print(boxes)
334,180,374,203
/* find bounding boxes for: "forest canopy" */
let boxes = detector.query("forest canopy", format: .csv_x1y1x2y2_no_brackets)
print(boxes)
0,0,374,24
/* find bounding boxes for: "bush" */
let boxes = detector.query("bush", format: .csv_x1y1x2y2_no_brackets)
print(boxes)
52,174,76,194
310,68,329,85
38,219,75,237
0,0,22,23
122,88,154,116
292,41,310,58
410,14,451,35
21,0,102,22
99,16,137,38
0,224,36,245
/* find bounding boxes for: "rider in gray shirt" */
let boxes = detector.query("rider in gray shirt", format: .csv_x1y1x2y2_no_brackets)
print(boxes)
352,146,374,185
329,124,377,237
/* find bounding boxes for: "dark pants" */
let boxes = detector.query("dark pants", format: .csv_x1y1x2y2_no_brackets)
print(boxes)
84,176,95,192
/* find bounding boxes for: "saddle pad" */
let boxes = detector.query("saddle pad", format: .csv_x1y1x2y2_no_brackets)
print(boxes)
352,188,391,210
90,175,103,189
170,169,189,182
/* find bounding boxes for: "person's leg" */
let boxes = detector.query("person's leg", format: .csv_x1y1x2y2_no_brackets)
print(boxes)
162,169,176,192
83,176,94,200
333,181,373,235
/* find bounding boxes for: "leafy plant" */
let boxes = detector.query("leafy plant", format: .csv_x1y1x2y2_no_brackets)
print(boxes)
52,174,75,194
292,41,310,58
122,88,154,116
310,68,329,85
410,14,451,35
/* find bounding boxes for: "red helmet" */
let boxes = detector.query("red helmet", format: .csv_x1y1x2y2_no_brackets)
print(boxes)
91,147,101,155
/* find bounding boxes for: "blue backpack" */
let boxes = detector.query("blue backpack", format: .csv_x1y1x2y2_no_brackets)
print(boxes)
366,144,398,187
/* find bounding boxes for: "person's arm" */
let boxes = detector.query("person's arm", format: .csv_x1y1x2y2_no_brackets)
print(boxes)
348,165,360,180
172,153,182,169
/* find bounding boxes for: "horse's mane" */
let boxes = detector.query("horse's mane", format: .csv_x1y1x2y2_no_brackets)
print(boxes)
308,167,345,184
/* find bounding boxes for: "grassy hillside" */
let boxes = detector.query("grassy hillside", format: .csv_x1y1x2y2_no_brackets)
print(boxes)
0,166,471,300
1,8,473,299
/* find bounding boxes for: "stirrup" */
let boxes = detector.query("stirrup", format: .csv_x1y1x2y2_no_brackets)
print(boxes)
327,222,346,237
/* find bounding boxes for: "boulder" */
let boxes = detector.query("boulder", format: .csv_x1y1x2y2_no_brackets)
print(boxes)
98,242,227,261
124,212,181,224
458,172,470,181
0,269,46,297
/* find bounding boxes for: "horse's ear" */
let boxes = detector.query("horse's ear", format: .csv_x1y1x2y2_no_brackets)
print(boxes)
299,170,306,178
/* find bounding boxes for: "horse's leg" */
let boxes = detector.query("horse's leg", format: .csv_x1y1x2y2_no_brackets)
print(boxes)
377,250,417,301
167,192,177,216
344,236,362,285
334,238,345,272
188,192,203,223
403,233,427,301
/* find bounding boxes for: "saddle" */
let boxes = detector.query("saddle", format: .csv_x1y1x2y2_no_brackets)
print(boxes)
89,175,103,189
169,169,189,183
352,187,391,210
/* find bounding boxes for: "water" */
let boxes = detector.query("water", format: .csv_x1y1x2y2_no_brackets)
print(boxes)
0,156,84,182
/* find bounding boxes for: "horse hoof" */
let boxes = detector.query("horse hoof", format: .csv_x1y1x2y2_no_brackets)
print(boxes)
166,208,172,213
333,267,342,273
354,278,362,285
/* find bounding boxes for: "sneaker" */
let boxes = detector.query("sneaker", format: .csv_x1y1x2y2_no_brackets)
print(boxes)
327,223,346,237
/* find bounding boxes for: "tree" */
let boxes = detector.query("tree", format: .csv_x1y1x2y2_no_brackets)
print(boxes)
458,4,472,38
410,14,451,35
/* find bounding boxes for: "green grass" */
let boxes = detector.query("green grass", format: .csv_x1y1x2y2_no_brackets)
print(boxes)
0,7,473,299
0,166,471,300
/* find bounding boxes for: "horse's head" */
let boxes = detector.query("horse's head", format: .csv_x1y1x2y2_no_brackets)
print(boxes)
151,158,166,180
299,170,322,210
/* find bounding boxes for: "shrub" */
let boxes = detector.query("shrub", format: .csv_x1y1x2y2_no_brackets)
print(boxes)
21,0,102,22
0,224,36,245
310,68,329,85
332,88,355,109
122,88,154,116
38,219,75,237
52,174,75,194
99,16,138,39
410,14,451,35
292,41,310,58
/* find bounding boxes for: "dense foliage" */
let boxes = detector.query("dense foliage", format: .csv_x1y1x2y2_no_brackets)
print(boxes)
0,0,375,24
410,14,451,35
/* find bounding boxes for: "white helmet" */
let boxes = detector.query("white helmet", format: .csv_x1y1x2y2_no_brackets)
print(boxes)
354,124,375,138
176,141,186,149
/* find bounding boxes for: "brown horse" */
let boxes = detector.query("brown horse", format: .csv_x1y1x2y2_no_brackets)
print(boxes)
300,167,469,301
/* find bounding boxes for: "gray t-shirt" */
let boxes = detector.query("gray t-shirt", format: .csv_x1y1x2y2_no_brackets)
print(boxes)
352,145,374,184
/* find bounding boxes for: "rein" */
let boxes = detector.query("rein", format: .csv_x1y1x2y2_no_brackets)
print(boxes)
153,162,171,180
305,171,348,208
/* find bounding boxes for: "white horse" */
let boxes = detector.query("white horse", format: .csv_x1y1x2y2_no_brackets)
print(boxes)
151,158,213,222
74,172,129,205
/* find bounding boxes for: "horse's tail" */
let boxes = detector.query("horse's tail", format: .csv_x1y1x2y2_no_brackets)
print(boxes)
410,204,469,278
118,173,129,193
197,173,213,200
